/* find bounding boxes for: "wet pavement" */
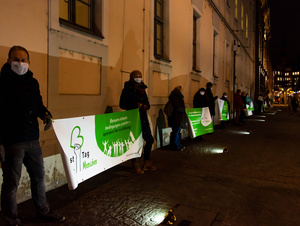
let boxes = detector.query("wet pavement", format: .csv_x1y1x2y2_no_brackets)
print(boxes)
1,105,300,225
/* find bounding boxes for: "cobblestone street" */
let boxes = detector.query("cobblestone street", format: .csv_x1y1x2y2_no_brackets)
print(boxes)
1,105,300,225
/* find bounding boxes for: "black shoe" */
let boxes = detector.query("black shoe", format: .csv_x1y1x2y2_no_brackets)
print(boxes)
37,210,65,223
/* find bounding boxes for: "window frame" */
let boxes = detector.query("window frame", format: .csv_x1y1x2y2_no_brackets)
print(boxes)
154,0,164,59
59,0,102,37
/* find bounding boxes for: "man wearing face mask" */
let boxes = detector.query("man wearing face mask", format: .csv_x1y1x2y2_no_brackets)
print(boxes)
119,70,156,174
0,46,65,225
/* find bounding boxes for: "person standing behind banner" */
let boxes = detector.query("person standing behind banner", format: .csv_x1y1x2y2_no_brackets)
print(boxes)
206,82,218,119
119,70,156,174
240,92,247,123
257,94,264,114
193,88,208,108
246,93,252,106
0,46,65,226
168,86,186,151
234,89,244,125
220,92,230,129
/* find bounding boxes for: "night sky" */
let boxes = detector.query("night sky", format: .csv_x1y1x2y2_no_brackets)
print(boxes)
269,0,300,66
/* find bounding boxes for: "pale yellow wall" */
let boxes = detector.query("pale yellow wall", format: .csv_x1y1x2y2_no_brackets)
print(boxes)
0,0,48,102
107,0,145,109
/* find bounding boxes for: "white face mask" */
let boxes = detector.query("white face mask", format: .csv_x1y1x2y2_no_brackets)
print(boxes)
200,91,205,95
11,61,29,75
224,95,227,98
134,78,142,83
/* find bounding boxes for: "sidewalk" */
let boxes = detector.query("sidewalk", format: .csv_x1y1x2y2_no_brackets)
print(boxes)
1,105,300,225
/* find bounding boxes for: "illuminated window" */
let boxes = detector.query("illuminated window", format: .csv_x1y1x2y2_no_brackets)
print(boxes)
154,0,164,58
154,0,170,60
59,0,102,37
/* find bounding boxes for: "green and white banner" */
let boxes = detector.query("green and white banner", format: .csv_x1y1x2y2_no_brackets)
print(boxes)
246,101,254,116
186,107,214,138
53,109,143,190
217,99,229,121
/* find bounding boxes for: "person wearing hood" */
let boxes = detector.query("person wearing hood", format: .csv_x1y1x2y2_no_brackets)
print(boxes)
0,46,65,225
193,88,208,108
206,82,218,118
220,92,230,129
119,70,156,174
168,86,186,151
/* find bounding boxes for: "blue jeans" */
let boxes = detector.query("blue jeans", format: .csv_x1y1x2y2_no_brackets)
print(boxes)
1,140,50,224
170,125,182,148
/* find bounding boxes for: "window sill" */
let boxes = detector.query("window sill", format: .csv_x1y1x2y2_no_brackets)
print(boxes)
59,19,104,40
154,55,172,64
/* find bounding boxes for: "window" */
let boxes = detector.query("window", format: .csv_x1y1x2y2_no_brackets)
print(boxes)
213,30,219,77
59,0,101,37
154,0,164,58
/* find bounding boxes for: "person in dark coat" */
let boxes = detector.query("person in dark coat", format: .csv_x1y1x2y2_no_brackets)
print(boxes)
291,96,299,115
168,86,186,150
193,88,208,108
240,91,247,123
119,70,156,174
234,89,244,125
0,46,65,225
206,82,218,118
220,92,230,129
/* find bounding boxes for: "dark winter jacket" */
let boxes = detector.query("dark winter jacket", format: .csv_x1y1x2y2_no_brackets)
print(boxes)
234,93,244,109
168,89,186,127
119,80,151,132
221,95,230,111
206,88,217,116
0,62,51,145
291,97,298,109
193,89,209,108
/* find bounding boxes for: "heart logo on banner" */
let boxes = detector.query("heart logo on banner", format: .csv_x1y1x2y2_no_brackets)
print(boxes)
70,126,84,149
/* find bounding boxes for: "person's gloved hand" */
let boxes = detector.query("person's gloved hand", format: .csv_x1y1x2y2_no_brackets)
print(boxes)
142,104,149,111
0,145,5,163
43,113,52,131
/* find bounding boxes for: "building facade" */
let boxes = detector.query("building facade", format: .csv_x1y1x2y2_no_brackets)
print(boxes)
255,0,272,101
0,0,258,203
